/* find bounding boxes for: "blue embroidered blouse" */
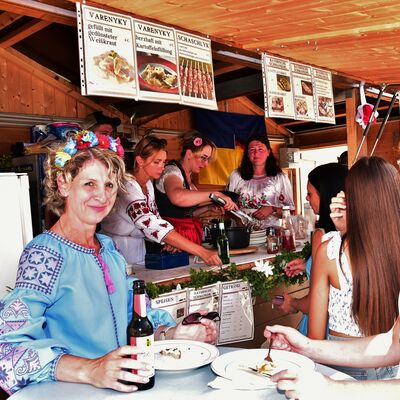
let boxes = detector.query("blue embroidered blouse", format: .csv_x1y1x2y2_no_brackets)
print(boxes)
0,231,175,395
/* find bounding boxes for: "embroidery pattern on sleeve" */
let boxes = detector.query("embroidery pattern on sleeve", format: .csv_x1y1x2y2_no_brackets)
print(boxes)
16,246,63,296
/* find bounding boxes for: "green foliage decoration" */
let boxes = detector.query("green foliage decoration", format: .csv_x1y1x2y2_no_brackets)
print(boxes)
145,242,311,300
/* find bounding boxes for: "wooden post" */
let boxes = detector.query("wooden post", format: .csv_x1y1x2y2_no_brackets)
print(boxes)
346,88,366,166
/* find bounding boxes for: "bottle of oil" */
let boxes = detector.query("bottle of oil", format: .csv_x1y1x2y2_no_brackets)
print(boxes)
127,279,154,390
217,219,230,264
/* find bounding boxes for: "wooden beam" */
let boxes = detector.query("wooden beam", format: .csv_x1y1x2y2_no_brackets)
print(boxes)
236,97,291,138
346,88,365,165
0,0,76,26
0,19,51,48
0,11,22,29
0,47,127,121
214,64,245,76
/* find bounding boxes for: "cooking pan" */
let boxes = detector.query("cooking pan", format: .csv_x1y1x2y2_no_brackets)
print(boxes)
210,226,250,249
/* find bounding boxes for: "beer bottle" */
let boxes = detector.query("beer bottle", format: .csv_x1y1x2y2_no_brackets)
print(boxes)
217,219,230,264
127,279,155,390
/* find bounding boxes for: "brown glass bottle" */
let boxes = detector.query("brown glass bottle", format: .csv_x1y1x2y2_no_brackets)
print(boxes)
127,279,155,390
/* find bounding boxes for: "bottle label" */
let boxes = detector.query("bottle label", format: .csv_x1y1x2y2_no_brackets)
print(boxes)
130,334,155,377
134,293,147,317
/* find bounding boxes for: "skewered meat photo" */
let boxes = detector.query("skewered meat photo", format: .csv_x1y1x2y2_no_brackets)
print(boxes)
93,50,135,84
276,74,291,92
179,58,214,99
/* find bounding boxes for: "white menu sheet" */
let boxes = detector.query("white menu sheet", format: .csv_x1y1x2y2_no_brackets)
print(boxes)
263,54,295,119
77,4,137,99
217,280,254,345
187,283,220,314
176,31,218,110
290,62,316,121
134,20,180,103
313,67,336,124
150,288,188,324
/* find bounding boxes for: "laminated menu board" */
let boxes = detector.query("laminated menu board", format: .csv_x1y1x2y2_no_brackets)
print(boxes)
290,62,316,121
134,20,180,103
150,280,254,345
76,4,137,99
263,54,295,119
313,68,336,124
176,31,218,110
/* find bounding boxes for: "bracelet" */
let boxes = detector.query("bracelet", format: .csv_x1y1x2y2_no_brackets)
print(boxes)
159,325,174,340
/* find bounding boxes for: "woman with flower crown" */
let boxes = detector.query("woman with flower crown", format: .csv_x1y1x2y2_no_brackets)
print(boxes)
154,131,237,245
101,135,223,266
0,131,217,396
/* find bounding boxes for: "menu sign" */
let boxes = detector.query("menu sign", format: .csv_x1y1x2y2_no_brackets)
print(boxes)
313,67,336,124
263,54,295,119
290,62,316,121
151,280,254,345
77,4,137,99
176,31,217,110
218,280,254,345
134,21,179,103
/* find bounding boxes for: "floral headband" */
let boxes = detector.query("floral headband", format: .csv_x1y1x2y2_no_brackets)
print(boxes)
55,130,124,168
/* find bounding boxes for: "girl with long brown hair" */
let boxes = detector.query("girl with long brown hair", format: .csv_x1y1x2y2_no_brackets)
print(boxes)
308,156,400,380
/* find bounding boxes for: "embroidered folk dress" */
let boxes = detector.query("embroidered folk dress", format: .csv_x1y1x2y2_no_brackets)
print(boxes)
0,231,175,395
101,179,174,264
227,170,295,226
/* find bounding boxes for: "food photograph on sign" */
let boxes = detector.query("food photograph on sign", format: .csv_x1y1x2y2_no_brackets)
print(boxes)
92,50,135,84
276,74,291,92
179,57,215,100
271,96,284,112
137,51,179,94
300,80,313,96
318,96,334,117
295,99,308,116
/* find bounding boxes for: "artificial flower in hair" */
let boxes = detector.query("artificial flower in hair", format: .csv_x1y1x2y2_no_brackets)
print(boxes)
54,130,124,168
193,137,203,146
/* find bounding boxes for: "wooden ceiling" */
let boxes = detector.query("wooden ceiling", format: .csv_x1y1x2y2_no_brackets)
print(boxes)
0,0,399,136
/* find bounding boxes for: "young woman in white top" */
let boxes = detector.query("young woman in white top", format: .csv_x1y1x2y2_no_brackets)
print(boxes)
308,156,400,380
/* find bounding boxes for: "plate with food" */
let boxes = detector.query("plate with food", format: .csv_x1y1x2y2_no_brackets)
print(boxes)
211,349,315,389
137,54,179,94
154,340,219,371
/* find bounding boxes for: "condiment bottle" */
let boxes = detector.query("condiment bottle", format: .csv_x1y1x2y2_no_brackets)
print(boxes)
217,219,230,264
266,227,279,254
127,279,155,390
282,206,296,251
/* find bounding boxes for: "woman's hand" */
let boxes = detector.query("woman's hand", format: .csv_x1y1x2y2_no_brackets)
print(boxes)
272,368,334,399
279,293,298,314
61,346,153,392
171,317,217,344
284,258,306,277
329,191,347,234
215,192,238,211
199,248,222,266
252,206,274,220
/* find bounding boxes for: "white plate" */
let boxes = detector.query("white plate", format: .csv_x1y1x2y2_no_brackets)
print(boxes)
211,349,315,389
154,340,219,371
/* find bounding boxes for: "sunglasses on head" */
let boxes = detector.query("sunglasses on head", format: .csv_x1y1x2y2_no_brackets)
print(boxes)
182,311,220,325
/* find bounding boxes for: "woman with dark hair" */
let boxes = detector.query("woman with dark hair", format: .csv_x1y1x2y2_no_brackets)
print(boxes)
227,133,294,226
101,135,222,266
155,131,236,245
308,156,400,380
281,163,348,335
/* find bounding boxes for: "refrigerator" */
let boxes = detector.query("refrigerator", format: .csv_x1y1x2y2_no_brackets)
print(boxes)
0,173,33,298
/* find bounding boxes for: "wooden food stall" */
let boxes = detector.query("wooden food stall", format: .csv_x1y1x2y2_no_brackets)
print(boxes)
0,0,400,353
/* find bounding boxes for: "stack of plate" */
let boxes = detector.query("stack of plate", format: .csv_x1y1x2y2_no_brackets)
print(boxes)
249,229,267,246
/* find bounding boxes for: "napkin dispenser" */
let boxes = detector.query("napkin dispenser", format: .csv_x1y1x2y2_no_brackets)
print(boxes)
144,240,189,269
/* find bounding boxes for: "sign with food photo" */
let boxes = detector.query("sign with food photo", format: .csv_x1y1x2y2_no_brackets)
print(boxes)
262,54,295,119
313,67,336,124
176,31,218,110
134,20,180,103
290,62,316,121
77,4,137,99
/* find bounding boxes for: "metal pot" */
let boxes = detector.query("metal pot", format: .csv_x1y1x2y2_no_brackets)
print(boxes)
210,226,250,249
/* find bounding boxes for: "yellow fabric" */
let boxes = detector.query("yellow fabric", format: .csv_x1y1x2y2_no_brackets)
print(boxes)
198,146,244,185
